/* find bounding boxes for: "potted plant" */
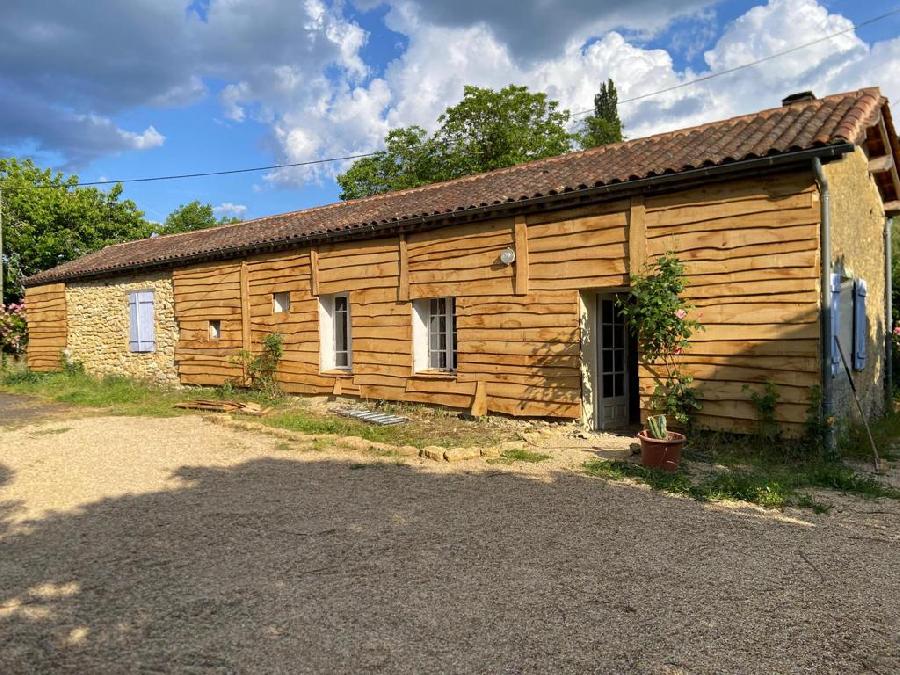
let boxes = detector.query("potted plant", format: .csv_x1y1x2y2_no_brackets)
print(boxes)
619,254,703,471
637,414,685,472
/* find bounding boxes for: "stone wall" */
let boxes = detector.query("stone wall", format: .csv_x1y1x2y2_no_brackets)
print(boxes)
826,147,889,422
65,271,179,385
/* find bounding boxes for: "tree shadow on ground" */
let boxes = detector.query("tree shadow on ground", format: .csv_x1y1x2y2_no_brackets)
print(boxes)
0,456,897,672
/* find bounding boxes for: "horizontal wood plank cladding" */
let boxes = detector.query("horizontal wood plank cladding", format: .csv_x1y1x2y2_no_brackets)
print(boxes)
25,283,67,371
457,291,581,416
639,172,821,432
527,202,628,291
173,261,244,384
407,218,514,299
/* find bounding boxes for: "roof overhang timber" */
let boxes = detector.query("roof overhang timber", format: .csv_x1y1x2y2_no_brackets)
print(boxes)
864,103,900,216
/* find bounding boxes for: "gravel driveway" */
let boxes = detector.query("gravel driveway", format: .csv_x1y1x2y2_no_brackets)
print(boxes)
1,396,898,673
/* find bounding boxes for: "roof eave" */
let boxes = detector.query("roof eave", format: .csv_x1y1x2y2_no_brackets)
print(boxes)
23,143,855,287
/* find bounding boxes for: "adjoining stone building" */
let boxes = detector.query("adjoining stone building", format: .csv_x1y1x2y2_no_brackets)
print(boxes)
24,88,900,438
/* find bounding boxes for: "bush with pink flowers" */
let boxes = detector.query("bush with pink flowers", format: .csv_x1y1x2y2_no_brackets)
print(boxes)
0,302,28,357
619,254,704,428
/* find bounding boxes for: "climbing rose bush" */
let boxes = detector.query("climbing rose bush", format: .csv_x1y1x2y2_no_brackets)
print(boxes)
0,302,27,356
618,254,703,427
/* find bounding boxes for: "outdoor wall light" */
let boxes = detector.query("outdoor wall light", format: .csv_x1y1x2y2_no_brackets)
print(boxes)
499,247,516,265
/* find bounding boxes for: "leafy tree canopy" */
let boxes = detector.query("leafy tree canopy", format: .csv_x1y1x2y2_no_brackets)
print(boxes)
337,85,573,200
1,157,151,302
162,200,241,235
578,79,624,148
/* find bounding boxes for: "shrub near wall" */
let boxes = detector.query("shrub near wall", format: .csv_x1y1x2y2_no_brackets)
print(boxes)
65,272,179,385
0,302,27,358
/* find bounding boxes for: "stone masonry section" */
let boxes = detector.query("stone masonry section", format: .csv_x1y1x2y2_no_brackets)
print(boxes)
65,272,179,385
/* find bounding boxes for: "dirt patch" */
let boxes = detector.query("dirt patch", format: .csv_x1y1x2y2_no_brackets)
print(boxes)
0,393,76,429
1,414,898,672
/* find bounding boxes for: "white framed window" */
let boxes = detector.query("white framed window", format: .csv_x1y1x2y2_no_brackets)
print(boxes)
412,297,457,372
319,293,352,371
273,291,291,314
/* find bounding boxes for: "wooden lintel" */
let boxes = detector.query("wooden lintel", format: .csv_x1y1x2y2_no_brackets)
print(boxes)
885,200,900,216
513,216,529,296
398,234,409,302
868,154,894,174
309,247,319,296
628,195,647,276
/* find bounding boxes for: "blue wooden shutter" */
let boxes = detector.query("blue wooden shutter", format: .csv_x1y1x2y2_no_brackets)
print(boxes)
137,291,156,352
853,279,867,371
128,291,155,352
830,273,841,376
128,292,140,352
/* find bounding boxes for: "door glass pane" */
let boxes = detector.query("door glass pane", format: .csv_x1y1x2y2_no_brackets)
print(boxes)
614,373,624,397
601,300,613,323
603,374,614,398
602,350,613,372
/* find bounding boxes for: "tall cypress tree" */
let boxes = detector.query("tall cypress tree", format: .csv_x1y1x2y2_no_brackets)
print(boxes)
579,79,624,148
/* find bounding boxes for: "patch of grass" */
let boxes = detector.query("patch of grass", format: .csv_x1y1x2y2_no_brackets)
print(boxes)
583,455,899,511
0,365,515,451
840,412,900,462
793,493,832,514
486,448,551,465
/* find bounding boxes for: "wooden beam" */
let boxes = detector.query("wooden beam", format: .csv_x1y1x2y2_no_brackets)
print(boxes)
309,247,319,296
514,215,529,296
628,195,647,276
885,200,900,216
398,234,409,302
876,117,900,201
868,154,894,174
240,260,251,384
332,377,343,396
470,380,488,417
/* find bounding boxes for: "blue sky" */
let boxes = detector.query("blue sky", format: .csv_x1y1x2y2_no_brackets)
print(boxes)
1,0,898,225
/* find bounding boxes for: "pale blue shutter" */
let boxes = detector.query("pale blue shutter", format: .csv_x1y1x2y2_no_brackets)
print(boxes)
137,291,156,352
128,292,140,352
128,291,155,352
853,279,867,371
830,273,841,376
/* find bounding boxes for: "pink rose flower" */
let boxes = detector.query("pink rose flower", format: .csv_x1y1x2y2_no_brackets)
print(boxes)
675,309,687,320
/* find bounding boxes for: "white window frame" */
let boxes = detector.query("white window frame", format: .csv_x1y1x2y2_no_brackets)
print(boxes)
319,293,352,371
273,291,291,314
412,297,457,372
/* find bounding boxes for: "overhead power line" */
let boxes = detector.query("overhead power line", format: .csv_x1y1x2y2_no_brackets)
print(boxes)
571,5,900,118
0,5,898,192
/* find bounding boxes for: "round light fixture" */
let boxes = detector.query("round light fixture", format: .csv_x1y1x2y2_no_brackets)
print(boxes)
499,247,516,265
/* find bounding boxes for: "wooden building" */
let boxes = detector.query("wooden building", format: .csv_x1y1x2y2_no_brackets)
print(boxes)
24,88,900,436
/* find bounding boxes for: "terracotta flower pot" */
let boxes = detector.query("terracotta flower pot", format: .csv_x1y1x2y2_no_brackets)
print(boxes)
637,429,686,472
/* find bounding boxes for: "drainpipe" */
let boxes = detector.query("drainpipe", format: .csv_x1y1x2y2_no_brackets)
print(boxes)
813,158,835,457
887,216,894,405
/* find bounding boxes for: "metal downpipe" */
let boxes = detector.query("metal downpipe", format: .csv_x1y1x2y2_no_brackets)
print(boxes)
813,158,835,456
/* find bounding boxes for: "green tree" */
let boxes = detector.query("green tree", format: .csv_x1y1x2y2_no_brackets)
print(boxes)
162,200,241,234
1,158,151,303
578,79,624,148
337,85,573,200
336,127,440,201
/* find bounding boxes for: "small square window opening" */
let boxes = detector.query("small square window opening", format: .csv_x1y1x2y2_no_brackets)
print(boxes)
209,320,221,340
273,291,291,313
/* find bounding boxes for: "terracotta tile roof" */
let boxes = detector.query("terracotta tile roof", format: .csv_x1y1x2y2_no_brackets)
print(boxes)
26,87,893,286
